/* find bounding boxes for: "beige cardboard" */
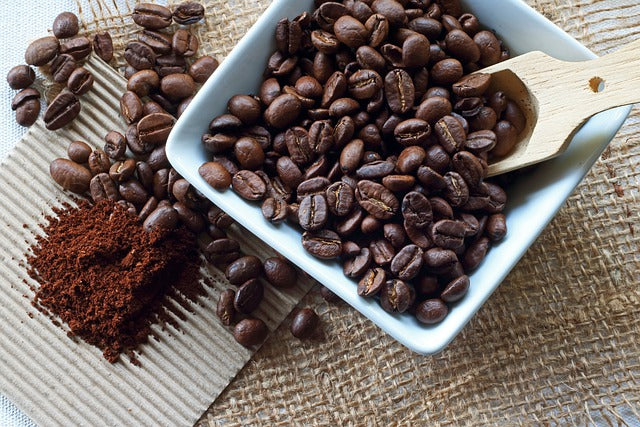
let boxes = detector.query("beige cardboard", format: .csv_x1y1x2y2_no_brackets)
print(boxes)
0,57,312,426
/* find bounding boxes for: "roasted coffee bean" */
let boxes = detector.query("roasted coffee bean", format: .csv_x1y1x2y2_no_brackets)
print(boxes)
355,180,399,220
209,114,243,134
384,223,407,249
125,123,150,155
442,171,469,207
217,289,236,326
390,244,423,280
415,166,445,192
87,149,110,175
384,69,414,115
431,58,463,85
434,115,466,153
93,32,114,62
423,247,457,274
355,160,394,180
452,151,484,189
173,1,205,25
444,29,480,63
415,298,448,324
60,36,91,61
205,238,241,265
120,91,143,124
402,34,430,68
343,247,372,278
302,229,342,258
176,96,193,118
314,2,347,32
485,213,507,241
261,197,288,223
431,219,465,249
12,88,40,127
49,158,92,193
333,15,369,49
170,178,198,208
408,16,442,39
335,207,364,236
325,181,355,216
232,137,264,170
263,257,297,288
394,118,430,146
369,238,395,266
44,90,80,131
329,97,360,117
452,73,491,99
109,159,136,183
298,194,328,231
372,0,408,27
357,267,385,297
276,156,304,188
483,182,507,213
488,91,508,116
7,65,35,90
379,279,414,313
138,30,172,56
119,179,149,206
465,130,496,153
133,3,172,29
233,318,267,347
415,96,452,125
492,120,519,157
396,146,425,174
25,36,59,66
440,275,469,302
339,139,364,174
227,95,261,126
173,202,205,232
67,67,94,95
348,69,383,100
127,70,159,97
402,191,432,229
67,140,92,163
311,30,340,54
291,308,319,339
361,215,382,234
90,173,119,203
232,170,267,200
172,29,199,57
259,78,282,106
137,113,174,145
264,94,301,129
226,255,262,285
156,53,187,77
295,76,323,100
199,161,232,190
142,206,177,232
504,101,526,133
234,279,264,314
53,12,79,39
125,41,156,70
160,73,195,100
463,235,489,270
297,177,330,201
138,196,158,222
474,30,501,66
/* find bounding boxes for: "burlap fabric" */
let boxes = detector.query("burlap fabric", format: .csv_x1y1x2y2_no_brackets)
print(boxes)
76,0,640,424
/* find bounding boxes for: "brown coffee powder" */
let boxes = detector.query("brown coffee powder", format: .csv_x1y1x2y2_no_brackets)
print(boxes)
27,200,204,364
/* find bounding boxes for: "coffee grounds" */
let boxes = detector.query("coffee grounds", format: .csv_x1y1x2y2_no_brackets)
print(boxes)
27,200,204,364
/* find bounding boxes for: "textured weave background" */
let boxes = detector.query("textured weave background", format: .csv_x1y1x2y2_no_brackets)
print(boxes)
2,0,639,425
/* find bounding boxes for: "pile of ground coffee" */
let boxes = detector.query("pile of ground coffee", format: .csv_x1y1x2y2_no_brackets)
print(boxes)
27,200,203,363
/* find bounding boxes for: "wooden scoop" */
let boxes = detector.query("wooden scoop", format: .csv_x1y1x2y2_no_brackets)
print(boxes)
484,40,640,176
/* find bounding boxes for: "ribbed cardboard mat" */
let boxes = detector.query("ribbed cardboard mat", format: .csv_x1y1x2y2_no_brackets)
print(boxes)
0,40,312,427
2,0,639,425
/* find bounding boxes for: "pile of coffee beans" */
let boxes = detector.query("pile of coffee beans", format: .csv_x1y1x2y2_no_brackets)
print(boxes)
198,0,522,325
6,11,110,129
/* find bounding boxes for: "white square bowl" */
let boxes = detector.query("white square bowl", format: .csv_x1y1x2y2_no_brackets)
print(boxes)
167,0,631,354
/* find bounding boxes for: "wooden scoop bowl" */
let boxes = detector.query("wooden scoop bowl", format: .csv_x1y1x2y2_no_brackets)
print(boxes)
484,40,640,176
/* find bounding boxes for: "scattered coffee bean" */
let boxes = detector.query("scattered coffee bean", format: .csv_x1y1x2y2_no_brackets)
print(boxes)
25,36,59,66
53,12,79,39
49,158,92,194
6,65,35,90
60,36,92,61
290,308,319,339
216,289,236,326
132,3,172,30
233,317,267,347
93,32,114,62
188,55,219,83
234,278,264,314
44,90,80,130
225,255,263,285
199,161,231,190
12,88,40,127
263,257,297,288
67,67,94,95
173,2,205,25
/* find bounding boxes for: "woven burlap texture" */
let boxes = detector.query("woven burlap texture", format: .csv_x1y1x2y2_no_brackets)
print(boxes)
77,0,640,425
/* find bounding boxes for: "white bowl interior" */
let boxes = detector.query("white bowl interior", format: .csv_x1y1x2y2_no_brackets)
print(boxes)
167,0,631,354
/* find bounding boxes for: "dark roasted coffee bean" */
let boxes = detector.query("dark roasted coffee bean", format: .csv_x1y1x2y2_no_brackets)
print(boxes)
384,223,407,249
390,244,423,280
465,130,496,153
343,247,372,278
160,73,195,100
12,89,40,127
408,16,442,39
109,159,136,183
263,257,297,288
339,139,364,174
234,279,264,314
259,78,281,106
186,56,217,85
315,2,348,32
442,171,469,207
170,178,198,208
431,58,463,85
60,36,91,60
416,274,440,296
127,69,159,97
208,205,234,229
348,69,383,100
120,91,143,124
329,97,360,117
440,275,469,302
67,140,91,163
225,95,261,126
119,179,148,206
155,52,187,76
402,191,432,229
452,74,491,99
355,160,394,180
415,96,452,125
298,194,328,231
232,170,267,200
173,1,205,25
445,29,480,63
208,114,243,134
372,0,407,27
125,123,150,155
364,13,389,47
44,90,80,131
402,33,430,68
295,76,323,100
297,177,330,202
333,15,369,48
394,118,430,146
423,247,457,274
264,94,301,129
291,308,319,339
49,158,92,193
396,146,425,174
87,149,110,175
205,238,241,265
463,235,489,270
302,229,342,259
133,3,172,29
415,298,448,324
369,238,395,266
431,219,465,249
311,30,340,54
233,137,264,170
53,12,79,38
199,161,232,190
137,113,174,145
434,115,466,153
261,197,288,223
89,173,119,203
356,180,399,220
233,317,267,347
474,30,501,66
357,267,385,297
67,67,94,95
138,196,158,222
335,207,364,236
217,289,236,326
504,101,526,133
405,218,433,248
125,41,156,70
226,255,263,285
325,181,354,217
172,29,199,57
361,215,382,234
485,213,507,241
174,201,205,232
93,32,114,62
492,120,519,157
380,279,414,313
25,36,59,66
488,91,508,116
276,156,304,189
6,65,35,90
484,182,507,213
384,69,414,114
452,150,483,189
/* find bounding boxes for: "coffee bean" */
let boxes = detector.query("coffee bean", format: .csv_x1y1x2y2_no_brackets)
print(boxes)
390,244,424,281
6,65,35,90
133,3,172,29
204,238,241,265
298,194,328,231
431,219,465,249
384,69,414,115
485,213,507,241
233,317,267,347
138,196,158,222
49,158,92,194
127,70,159,97
394,118,431,146
67,140,91,163
415,298,448,324
227,95,261,126
342,246,370,277
12,88,40,127
199,161,231,190
60,36,92,61
120,91,143,124
291,308,319,339
232,170,267,200
348,69,383,100
465,130,496,153
173,1,205,25
314,2,347,32
109,159,136,183
474,30,501,66
87,149,110,175
431,58,463,85
302,229,342,259
492,120,519,157
67,67,94,96
226,255,263,285
311,30,340,54
172,29,199,57
333,15,369,49
325,181,354,217
119,179,149,207
379,279,414,313
445,29,480,63
442,171,469,208
423,247,457,274
356,180,399,220
504,101,526,133
452,150,484,189
53,12,79,39
216,289,236,326
263,257,297,288
93,32,114,62
89,173,119,203
264,94,302,129
356,267,385,297
160,73,195,100
25,36,59,66
463,235,489,270
125,41,156,70
49,54,76,83
44,90,80,131
403,34,430,68
234,279,264,314
369,238,395,266
329,97,360,117
402,191,432,229
261,197,288,223
276,156,303,188
137,113,174,145
440,275,469,302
